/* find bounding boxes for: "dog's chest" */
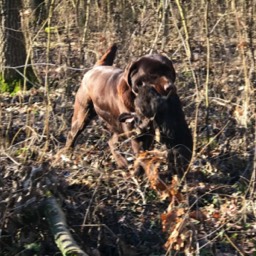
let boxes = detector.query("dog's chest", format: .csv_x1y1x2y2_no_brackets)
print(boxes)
93,105,123,133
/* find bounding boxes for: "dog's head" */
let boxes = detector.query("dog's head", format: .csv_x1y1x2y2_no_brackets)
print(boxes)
118,85,167,132
125,54,176,96
134,85,166,119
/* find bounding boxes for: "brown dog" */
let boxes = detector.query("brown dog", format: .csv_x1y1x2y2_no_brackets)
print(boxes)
64,45,176,168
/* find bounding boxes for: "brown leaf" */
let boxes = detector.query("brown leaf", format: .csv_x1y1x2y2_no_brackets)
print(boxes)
189,210,207,222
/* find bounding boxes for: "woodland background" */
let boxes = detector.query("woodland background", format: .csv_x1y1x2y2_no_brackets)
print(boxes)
0,0,255,255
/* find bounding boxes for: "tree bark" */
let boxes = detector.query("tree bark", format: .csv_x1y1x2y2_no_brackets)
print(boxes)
0,0,37,90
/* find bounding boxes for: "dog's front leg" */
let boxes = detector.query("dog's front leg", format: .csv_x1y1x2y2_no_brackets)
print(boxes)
108,133,128,168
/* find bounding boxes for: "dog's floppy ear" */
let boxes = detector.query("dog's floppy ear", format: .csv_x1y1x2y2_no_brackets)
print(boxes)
124,60,138,87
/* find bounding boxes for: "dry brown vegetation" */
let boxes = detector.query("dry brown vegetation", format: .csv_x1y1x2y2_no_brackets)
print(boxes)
0,0,255,255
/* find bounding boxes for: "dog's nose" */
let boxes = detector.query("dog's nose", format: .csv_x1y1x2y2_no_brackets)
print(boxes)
164,82,176,94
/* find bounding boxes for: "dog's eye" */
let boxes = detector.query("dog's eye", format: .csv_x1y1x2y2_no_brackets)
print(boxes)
136,80,143,87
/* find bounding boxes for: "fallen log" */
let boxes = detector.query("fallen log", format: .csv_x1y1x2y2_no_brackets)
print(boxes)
43,196,89,256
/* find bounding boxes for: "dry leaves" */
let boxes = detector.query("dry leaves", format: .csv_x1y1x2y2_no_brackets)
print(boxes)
135,150,197,253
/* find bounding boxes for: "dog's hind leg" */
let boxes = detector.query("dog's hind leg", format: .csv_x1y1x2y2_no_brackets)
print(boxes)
65,95,95,150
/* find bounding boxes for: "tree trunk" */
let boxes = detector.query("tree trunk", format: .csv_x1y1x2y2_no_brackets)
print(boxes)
0,0,37,90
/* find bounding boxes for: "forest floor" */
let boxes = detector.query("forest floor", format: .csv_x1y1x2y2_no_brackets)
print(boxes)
0,34,255,255
1,68,255,256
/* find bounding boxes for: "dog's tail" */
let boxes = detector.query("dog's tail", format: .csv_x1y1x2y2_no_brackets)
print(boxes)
95,43,117,66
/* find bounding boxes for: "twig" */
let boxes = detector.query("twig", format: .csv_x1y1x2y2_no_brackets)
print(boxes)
41,0,55,156
224,232,245,256
232,0,251,128
174,0,191,60
204,0,211,148
81,172,103,232
1,151,21,166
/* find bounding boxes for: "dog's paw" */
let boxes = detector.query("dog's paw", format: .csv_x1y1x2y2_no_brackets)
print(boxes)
52,147,72,166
